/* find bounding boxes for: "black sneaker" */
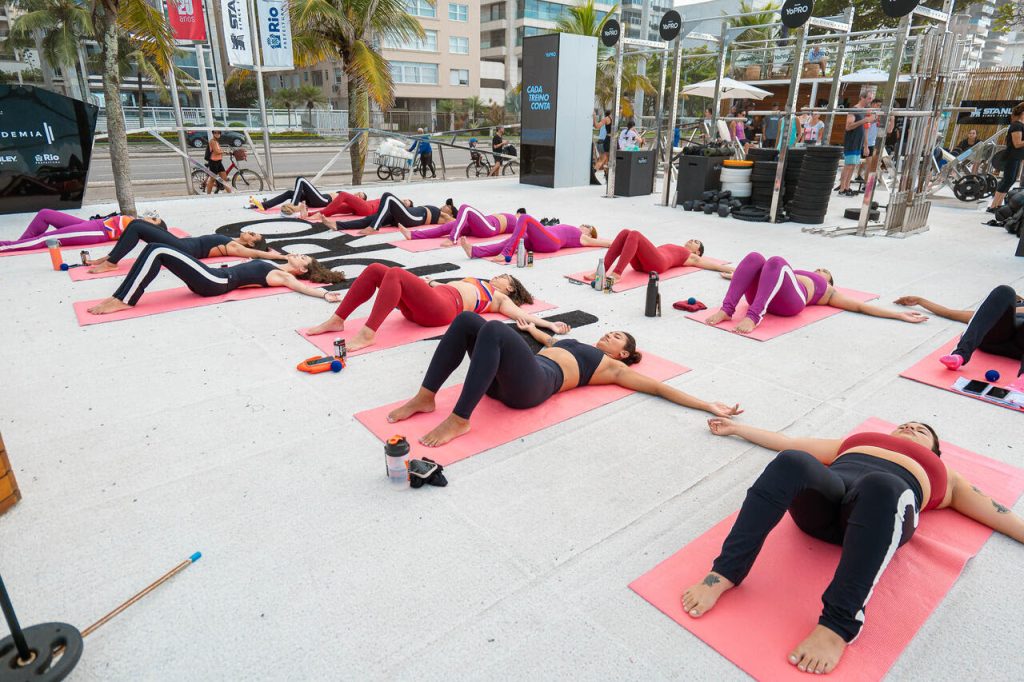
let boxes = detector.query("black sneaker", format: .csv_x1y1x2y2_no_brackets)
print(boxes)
986,207,997,213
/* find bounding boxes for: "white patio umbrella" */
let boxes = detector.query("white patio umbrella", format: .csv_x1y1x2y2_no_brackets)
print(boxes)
681,77,772,100
840,67,912,83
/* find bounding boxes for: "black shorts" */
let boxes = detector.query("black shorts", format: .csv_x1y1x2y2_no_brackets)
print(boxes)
601,138,610,153
207,160,225,174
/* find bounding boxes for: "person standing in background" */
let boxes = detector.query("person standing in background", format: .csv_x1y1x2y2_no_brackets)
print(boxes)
594,109,612,173
489,126,506,176
764,103,781,148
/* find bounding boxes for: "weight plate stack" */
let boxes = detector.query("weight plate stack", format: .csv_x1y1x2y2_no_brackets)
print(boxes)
747,147,779,162
783,148,807,204
784,145,843,224
750,160,780,208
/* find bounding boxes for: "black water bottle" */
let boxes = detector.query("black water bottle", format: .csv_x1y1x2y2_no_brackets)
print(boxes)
645,271,661,317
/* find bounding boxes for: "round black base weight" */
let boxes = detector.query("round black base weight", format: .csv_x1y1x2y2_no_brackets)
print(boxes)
0,623,82,682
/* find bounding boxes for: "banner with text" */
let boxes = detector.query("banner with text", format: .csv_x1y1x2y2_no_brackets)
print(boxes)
256,0,294,69
221,0,255,66
167,0,208,42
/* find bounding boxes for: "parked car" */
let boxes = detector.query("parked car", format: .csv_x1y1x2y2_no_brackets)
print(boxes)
186,130,245,148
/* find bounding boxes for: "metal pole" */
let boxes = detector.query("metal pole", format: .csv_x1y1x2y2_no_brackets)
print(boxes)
768,26,807,223
661,36,683,206
651,44,668,196
605,22,625,199
856,14,912,235
166,56,194,192
635,0,652,118
195,45,216,147
710,23,729,135
825,7,856,142
204,0,229,112
248,0,276,190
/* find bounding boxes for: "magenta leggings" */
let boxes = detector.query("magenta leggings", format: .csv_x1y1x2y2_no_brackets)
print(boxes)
410,204,512,241
720,252,808,325
471,214,566,259
0,209,110,252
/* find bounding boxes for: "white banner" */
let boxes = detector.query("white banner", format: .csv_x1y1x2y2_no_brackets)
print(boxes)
221,0,254,67
256,0,294,70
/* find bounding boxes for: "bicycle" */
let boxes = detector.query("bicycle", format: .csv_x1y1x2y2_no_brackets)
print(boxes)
191,148,265,194
466,149,491,177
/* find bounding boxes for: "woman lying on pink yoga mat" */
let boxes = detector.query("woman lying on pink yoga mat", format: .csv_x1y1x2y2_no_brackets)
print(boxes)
86,222,280,274
584,230,733,284
0,209,165,252
305,264,567,351
705,251,928,334
387,312,742,447
87,245,345,315
684,418,1024,675
397,204,527,245
459,214,611,261
896,286,1024,389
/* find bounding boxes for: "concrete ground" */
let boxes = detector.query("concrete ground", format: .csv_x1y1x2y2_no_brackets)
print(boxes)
0,177,1021,681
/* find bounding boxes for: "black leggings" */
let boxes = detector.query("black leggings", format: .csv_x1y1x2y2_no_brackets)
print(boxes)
997,158,1021,194
422,312,563,419
955,285,1024,376
112,244,234,305
711,450,921,642
420,152,435,176
345,193,430,231
262,177,332,209
107,222,186,264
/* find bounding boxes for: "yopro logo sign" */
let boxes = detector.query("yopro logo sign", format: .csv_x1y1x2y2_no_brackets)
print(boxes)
659,10,682,42
601,19,621,47
780,0,813,29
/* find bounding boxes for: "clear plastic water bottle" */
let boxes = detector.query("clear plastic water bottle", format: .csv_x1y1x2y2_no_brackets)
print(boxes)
385,435,410,488
516,239,527,268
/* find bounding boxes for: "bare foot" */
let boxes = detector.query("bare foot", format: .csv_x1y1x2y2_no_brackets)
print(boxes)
357,227,377,236
681,572,734,617
87,261,119,274
734,317,757,334
345,326,376,352
420,413,471,447
459,236,473,258
85,256,108,266
86,297,132,315
387,389,436,423
299,204,309,219
582,271,597,281
398,226,412,240
788,625,847,675
705,310,732,326
306,315,345,336
438,239,456,248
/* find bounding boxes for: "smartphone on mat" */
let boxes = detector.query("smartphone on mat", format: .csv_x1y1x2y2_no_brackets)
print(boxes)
986,387,1011,400
961,380,990,395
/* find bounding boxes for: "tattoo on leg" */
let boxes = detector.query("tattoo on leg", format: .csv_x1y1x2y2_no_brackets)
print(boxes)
991,500,1010,514
972,485,984,496
702,574,721,587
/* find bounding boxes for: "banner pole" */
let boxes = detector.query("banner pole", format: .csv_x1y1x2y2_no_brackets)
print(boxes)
248,0,276,189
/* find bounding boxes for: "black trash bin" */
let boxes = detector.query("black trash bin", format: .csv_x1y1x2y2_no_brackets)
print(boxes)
676,154,723,203
614,150,655,197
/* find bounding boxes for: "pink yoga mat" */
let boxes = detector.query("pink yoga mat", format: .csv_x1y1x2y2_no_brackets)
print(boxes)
629,417,1024,681
68,256,243,281
900,337,1023,413
393,234,493,253
0,228,190,258
355,353,689,466
565,258,730,292
298,300,555,358
73,282,326,326
685,288,878,341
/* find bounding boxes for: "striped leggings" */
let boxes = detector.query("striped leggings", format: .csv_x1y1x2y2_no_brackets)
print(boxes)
113,244,235,305
0,209,109,252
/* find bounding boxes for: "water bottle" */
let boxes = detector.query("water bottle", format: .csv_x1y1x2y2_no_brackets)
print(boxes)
592,258,606,290
645,271,661,317
46,239,63,271
385,435,411,488
516,239,527,268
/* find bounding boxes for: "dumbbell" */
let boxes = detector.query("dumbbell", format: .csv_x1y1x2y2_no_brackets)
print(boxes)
702,190,717,202
693,201,705,212
717,203,731,218
718,190,732,201
682,200,695,211
703,203,716,215
730,199,742,210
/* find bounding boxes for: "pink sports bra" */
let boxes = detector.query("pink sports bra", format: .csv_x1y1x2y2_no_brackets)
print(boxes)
463,277,494,313
837,432,947,510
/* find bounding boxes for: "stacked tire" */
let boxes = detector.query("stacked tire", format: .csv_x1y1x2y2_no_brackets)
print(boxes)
720,160,753,201
785,145,843,225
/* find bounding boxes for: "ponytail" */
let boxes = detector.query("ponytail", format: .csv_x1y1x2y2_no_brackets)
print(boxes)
621,332,642,366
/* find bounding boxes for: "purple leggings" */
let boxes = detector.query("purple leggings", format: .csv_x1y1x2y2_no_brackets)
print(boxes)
470,214,581,259
0,209,110,252
410,205,513,241
720,252,809,325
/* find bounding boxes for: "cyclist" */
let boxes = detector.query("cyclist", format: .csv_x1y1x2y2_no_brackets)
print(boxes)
204,130,232,194
409,128,436,178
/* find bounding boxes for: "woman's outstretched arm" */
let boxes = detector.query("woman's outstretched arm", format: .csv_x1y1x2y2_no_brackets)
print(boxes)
893,295,973,323
580,235,612,247
225,243,288,260
688,255,734,274
947,470,1024,543
267,271,343,301
707,418,841,463
495,296,570,334
609,366,742,417
829,290,928,323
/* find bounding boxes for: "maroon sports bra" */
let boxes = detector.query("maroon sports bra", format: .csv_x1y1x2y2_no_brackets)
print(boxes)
837,432,947,510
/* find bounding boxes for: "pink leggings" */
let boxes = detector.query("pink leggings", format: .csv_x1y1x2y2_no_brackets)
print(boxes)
0,209,110,252
720,252,808,325
470,214,568,259
333,263,463,330
409,204,510,241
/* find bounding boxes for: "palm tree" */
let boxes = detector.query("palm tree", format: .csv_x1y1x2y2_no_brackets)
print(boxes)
9,0,92,100
296,84,328,129
726,0,781,43
89,0,178,215
97,32,192,129
553,0,653,116
464,95,483,125
290,0,424,184
270,88,303,130
436,99,461,131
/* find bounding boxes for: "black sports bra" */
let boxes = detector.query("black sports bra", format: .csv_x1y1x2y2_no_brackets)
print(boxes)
552,339,605,386
424,205,440,223
225,260,277,288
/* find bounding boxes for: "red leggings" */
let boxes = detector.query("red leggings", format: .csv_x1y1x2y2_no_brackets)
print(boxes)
321,192,380,217
603,229,690,275
333,264,463,330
